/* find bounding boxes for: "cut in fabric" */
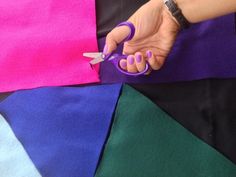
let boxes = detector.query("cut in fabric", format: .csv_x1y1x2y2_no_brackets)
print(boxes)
0,84,121,177
0,0,99,92
0,114,42,177
95,85,236,177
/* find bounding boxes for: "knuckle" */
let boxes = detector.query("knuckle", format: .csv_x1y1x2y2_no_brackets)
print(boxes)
106,32,114,40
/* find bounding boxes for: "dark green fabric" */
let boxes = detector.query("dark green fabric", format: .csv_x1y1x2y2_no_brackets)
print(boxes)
95,85,236,177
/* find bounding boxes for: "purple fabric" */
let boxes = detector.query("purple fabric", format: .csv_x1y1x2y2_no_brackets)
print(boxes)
99,14,236,83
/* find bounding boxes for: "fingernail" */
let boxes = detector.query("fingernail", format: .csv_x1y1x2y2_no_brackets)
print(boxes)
103,44,108,55
147,50,152,59
120,61,127,68
128,56,134,65
136,54,142,63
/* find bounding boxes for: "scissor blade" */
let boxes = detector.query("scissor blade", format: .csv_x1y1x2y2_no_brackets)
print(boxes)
83,52,103,59
90,57,104,65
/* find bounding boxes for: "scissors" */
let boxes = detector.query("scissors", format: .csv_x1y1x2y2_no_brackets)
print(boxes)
83,21,150,76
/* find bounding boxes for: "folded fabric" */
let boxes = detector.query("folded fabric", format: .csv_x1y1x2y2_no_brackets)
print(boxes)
0,84,121,177
0,0,99,92
0,114,42,177
95,85,236,177
98,14,236,83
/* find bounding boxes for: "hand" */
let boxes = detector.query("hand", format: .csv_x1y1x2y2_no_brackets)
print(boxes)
103,0,180,74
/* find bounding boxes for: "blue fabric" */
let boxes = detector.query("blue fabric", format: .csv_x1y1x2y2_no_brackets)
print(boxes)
0,84,122,177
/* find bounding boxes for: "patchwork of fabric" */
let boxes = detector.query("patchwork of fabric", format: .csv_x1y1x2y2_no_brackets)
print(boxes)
0,0,235,176
95,85,236,177
0,0,99,92
0,84,121,177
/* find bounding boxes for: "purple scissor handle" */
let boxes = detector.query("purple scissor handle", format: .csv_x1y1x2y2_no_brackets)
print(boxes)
83,22,150,76
104,21,149,76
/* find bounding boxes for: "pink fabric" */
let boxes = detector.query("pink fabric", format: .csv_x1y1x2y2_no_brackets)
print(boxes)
0,0,100,92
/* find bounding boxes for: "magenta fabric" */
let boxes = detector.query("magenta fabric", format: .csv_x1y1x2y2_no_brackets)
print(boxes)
0,0,99,92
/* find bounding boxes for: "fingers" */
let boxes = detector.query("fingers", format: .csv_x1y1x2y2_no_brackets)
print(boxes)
119,54,143,73
119,59,127,71
146,50,163,70
135,52,146,72
120,56,140,74
127,55,138,73
118,50,166,74
119,53,146,74
103,26,131,55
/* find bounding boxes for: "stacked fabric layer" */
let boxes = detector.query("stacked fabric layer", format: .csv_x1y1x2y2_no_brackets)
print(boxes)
0,0,235,176
0,85,236,177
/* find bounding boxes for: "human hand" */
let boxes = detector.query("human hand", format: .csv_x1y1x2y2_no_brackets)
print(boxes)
103,0,180,74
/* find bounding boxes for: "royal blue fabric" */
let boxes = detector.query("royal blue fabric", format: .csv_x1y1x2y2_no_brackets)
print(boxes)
99,14,236,83
0,84,122,177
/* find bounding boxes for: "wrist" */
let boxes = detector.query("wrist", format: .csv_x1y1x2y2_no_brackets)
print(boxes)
164,0,190,28
149,0,181,26
174,0,199,23
175,0,236,23
149,0,165,10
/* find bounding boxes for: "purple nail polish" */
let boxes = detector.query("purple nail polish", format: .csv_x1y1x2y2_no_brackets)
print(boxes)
128,56,134,65
136,54,142,63
147,51,152,59
103,44,108,55
120,61,127,68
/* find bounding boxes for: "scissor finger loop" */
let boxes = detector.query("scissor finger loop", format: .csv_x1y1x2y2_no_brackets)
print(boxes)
83,21,149,76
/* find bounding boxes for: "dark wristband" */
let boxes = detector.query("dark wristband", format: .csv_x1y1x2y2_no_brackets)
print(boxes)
164,0,190,29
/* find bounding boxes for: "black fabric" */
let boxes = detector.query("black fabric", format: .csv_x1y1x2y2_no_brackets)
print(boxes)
130,79,236,164
0,93,12,102
96,0,148,38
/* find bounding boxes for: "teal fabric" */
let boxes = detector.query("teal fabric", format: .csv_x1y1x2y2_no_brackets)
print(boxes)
95,85,236,177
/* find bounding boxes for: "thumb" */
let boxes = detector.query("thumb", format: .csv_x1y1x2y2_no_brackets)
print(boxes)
103,25,131,55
